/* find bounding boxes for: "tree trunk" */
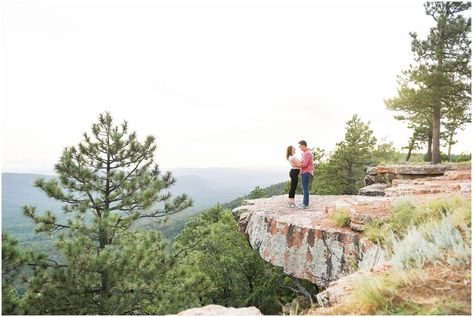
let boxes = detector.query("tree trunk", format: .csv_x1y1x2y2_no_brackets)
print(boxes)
100,132,112,312
447,131,454,161
406,140,415,162
425,137,432,162
432,106,441,164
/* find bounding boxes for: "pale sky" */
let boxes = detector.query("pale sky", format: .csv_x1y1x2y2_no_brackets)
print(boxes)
1,0,472,173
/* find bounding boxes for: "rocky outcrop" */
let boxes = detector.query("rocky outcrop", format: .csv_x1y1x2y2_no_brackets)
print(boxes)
232,195,392,287
357,183,389,196
178,305,262,315
315,263,392,308
232,165,470,290
359,164,471,196
385,169,471,196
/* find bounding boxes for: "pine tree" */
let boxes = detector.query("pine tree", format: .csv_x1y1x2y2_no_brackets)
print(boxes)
2,233,28,315
385,2,471,164
443,101,471,160
172,205,316,314
248,186,266,199
312,114,376,195
2,233,52,314
21,112,192,314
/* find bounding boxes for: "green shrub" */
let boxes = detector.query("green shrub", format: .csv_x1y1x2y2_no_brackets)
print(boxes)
329,208,351,227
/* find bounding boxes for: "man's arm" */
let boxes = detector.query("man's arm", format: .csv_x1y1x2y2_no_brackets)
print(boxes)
300,151,311,169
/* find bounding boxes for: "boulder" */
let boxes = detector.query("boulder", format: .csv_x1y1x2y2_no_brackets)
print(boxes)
358,183,389,196
178,304,262,315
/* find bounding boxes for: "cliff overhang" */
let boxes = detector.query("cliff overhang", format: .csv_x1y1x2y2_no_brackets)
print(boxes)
232,164,471,289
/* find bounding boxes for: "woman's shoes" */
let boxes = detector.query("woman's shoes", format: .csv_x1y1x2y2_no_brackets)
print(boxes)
287,202,308,209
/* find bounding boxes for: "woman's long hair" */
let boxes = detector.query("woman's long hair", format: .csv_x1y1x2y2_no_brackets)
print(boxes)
286,146,293,160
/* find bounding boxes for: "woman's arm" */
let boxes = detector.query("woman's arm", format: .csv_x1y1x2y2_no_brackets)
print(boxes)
290,158,301,168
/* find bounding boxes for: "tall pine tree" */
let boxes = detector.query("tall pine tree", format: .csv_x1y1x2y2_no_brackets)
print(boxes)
21,112,193,314
385,2,471,164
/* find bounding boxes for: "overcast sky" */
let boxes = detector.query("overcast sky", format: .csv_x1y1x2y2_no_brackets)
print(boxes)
1,0,471,173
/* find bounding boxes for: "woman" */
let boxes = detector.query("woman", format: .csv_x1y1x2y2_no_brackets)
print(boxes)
286,145,301,207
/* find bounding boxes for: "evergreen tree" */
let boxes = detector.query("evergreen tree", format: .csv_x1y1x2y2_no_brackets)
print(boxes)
172,205,317,314
443,101,471,160
2,233,53,314
385,2,471,164
390,113,434,161
312,115,376,195
248,186,265,199
21,112,192,314
369,139,403,165
2,233,28,314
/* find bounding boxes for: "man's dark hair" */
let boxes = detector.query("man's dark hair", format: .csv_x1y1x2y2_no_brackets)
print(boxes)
298,140,307,147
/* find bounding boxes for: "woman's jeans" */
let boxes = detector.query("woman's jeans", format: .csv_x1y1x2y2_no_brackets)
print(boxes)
301,172,312,206
288,168,300,198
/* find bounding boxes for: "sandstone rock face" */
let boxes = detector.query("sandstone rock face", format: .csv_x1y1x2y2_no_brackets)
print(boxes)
178,304,262,315
359,164,471,196
232,164,470,308
385,169,471,197
366,164,453,178
233,165,470,290
232,195,391,287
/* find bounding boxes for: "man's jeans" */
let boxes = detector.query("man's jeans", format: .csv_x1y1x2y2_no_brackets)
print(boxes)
301,172,312,206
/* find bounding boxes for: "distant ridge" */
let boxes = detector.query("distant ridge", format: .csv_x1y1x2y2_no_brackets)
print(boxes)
2,168,287,247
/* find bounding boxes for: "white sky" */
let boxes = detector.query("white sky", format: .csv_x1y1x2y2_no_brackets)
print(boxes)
1,0,472,173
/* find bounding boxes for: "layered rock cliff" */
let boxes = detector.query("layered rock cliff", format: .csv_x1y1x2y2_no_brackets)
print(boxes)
232,164,471,291
232,195,389,287
359,163,470,196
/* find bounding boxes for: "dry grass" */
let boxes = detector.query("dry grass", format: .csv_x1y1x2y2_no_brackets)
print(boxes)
307,196,471,315
364,196,471,246
307,261,471,315
328,208,351,228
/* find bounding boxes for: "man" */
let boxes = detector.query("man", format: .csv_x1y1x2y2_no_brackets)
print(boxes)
298,140,313,208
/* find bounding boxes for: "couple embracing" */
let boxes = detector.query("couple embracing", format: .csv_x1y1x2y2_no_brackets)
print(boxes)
286,140,314,209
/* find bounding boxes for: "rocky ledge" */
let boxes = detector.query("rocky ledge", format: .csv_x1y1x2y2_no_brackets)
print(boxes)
232,165,470,289
233,194,393,287
359,163,471,196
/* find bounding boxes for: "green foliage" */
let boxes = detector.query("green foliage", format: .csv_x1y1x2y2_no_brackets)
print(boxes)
369,140,404,165
448,152,472,162
329,208,351,228
248,186,265,199
172,205,318,314
18,112,193,314
2,233,54,314
311,114,376,195
364,197,471,246
347,270,421,315
341,196,471,315
224,182,287,210
385,2,471,164
22,230,194,314
389,213,471,270
2,233,28,315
